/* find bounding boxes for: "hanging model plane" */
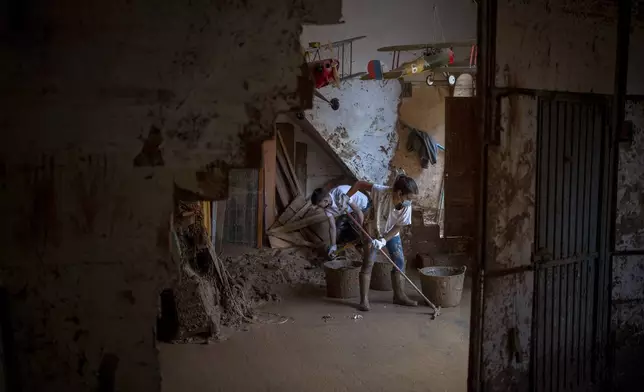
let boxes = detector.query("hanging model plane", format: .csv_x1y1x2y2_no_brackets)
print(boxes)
299,35,367,117
360,40,477,87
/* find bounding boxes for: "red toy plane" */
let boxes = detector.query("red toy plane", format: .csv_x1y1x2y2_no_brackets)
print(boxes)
297,35,367,118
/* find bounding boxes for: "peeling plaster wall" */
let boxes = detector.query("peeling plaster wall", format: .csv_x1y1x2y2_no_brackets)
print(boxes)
304,79,401,184
482,0,619,390
612,101,644,390
391,87,449,217
0,1,341,391
482,96,537,390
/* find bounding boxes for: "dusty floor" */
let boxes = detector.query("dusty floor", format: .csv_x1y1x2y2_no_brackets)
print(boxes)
160,274,471,392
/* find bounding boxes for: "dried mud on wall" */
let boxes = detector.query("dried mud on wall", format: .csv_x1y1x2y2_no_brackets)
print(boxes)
480,0,618,389
305,80,401,184
391,87,449,219
612,101,644,390
0,1,341,391
481,96,537,390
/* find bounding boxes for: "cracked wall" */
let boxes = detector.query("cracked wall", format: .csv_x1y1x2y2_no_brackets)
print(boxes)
0,1,341,391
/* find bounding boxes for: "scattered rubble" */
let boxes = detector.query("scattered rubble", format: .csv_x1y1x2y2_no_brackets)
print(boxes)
168,201,367,343
223,247,327,307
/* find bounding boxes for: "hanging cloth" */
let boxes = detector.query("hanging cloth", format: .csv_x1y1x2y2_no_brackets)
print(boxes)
403,122,438,168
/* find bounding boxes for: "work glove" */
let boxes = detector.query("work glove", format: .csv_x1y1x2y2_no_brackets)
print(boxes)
327,244,338,257
371,238,386,250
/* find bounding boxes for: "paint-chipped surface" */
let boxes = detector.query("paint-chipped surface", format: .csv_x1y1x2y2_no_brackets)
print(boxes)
482,96,537,391
0,1,341,391
612,101,644,390
392,87,449,219
616,102,644,251
305,80,401,184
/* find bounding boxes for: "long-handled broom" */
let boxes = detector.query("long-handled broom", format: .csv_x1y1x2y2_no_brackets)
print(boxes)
345,213,441,319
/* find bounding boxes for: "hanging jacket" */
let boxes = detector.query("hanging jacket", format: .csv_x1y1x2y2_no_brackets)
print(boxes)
403,122,438,168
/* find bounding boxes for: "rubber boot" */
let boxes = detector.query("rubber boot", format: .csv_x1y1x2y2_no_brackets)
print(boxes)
392,271,418,307
358,273,371,311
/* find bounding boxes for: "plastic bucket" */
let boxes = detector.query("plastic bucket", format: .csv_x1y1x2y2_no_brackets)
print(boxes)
418,266,466,308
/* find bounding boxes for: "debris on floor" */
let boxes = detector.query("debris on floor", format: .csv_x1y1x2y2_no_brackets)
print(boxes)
168,201,365,343
170,201,255,343
223,246,327,307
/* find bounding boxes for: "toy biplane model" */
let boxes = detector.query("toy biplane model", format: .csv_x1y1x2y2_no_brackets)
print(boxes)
360,40,477,87
300,35,367,115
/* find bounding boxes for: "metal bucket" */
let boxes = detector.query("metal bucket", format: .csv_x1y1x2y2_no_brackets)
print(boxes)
418,266,466,308
370,259,392,291
324,260,360,299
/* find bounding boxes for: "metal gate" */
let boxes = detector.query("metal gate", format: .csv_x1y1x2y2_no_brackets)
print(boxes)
531,97,611,392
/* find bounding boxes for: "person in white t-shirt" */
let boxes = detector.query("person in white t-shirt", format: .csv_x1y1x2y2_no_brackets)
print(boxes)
310,185,370,257
346,175,419,311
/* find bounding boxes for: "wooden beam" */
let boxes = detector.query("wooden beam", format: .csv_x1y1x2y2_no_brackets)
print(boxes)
267,212,328,234
261,139,277,230
274,196,307,227
276,123,296,164
276,129,303,195
275,166,291,209
295,142,308,194
285,201,313,224
268,236,293,249
215,200,226,252
276,147,299,198
257,168,264,248
271,231,319,248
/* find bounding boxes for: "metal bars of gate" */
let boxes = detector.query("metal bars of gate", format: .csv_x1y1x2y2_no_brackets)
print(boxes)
532,97,611,392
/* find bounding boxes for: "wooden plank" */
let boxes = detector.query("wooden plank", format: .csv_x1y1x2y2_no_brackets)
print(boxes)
276,129,303,195
215,200,227,252
302,227,323,243
257,168,264,248
271,231,318,248
276,123,296,165
275,166,291,209
268,235,294,249
285,201,313,225
304,207,331,244
295,142,308,194
262,139,277,230
276,147,299,198
201,201,212,238
267,211,328,234
274,196,307,227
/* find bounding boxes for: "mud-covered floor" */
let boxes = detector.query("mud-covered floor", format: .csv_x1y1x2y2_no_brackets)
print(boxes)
160,275,471,392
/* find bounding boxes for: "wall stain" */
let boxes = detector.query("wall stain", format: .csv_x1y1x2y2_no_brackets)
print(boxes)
133,125,165,167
